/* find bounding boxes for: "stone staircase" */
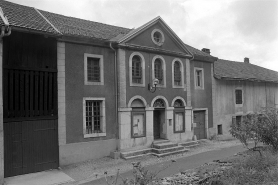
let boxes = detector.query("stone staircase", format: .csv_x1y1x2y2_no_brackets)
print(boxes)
120,139,199,160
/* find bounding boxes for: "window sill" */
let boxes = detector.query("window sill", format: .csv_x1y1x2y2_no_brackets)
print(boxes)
235,104,243,107
130,83,145,87
195,86,204,90
84,133,106,138
85,81,104,85
174,130,185,133
131,135,146,138
172,85,184,89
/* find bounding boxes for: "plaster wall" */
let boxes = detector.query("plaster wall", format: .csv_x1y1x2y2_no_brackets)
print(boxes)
190,60,213,132
127,23,184,53
125,50,188,107
59,139,117,165
65,43,117,143
213,79,278,138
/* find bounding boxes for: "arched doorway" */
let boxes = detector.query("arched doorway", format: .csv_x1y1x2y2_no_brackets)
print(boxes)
153,99,166,139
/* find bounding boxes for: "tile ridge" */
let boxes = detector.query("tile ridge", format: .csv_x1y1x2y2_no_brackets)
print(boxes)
34,7,62,35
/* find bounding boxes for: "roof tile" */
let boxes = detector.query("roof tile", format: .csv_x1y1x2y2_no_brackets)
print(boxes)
39,10,131,40
215,59,278,83
0,0,59,34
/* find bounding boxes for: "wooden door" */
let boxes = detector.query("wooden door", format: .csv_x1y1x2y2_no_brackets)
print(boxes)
3,31,58,177
193,111,206,140
153,110,161,139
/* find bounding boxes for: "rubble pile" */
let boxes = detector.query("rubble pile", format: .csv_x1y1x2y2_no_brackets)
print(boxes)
160,160,232,185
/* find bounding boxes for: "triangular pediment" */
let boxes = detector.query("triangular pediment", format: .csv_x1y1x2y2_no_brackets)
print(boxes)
115,17,192,57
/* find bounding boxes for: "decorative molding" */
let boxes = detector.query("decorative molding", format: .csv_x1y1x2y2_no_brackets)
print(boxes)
127,95,147,108
151,95,169,107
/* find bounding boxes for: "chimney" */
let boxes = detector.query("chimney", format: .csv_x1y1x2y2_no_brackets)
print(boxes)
244,57,249,64
202,48,210,55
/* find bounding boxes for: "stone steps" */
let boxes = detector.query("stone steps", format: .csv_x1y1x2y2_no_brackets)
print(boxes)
179,140,199,148
120,139,197,160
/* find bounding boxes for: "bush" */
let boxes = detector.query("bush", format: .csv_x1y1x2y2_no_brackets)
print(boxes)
230,107,278,152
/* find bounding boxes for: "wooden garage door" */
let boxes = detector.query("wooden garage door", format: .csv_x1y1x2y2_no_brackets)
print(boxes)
3,31,59,177
193,111,206,140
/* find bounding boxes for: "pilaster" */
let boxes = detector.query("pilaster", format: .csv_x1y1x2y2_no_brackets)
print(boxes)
57,42,66,146
117,49,127,108
186,59,191,106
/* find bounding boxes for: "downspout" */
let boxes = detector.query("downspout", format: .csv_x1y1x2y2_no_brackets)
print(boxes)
109,42,119,151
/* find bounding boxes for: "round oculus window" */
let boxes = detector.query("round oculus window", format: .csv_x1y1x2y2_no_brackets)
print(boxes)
151,29,164,46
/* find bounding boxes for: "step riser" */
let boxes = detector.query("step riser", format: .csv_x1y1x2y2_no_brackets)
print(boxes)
180,141,198,147
121,149,152,158
152,147,185,154
153,149,189,157
152,140,170,144
153,143,178,149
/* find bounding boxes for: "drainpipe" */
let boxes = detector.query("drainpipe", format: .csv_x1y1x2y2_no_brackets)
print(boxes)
109,42,119,151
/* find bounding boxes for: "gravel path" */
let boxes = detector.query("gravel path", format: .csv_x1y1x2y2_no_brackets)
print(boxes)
61,139,242,184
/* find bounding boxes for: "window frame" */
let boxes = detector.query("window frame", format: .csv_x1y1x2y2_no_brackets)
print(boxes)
194,67,204,89
129,52,145,87
173,108,185,133
84,53,104,85
172,58,185,89
235,88,243,106
131,108,146,138
83,97,106,138
152,55,166,88
151,29,165,46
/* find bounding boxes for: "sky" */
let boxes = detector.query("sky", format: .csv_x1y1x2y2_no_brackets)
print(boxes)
8,0,278,71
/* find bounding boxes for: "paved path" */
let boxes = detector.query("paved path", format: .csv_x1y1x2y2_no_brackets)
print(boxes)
83,144,246,185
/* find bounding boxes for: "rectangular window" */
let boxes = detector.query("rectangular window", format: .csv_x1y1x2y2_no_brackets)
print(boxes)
174,110,185,133
84,54,104,85
87,57,100,82
236,116,242,126
154,61,163,84
83,98,106,138
217,125,223,135
194,68,204,89
132,61,142,84
235,89,243,104
131,111,146,137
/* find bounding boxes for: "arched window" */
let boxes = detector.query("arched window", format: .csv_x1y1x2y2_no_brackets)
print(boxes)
129,52,145,87
153,99,165,108
132,55,142,84
174,99,184,107
154,59,163,85
172,58,184,89
174,61,181,86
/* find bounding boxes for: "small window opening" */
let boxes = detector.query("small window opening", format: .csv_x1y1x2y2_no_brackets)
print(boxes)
217,124,223,135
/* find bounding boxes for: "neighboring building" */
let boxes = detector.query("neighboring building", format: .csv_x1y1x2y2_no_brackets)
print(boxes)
0,0,218,181
212,58,278,138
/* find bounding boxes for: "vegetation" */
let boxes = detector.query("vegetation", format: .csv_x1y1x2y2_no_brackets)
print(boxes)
230,107,278,152
206,147,278,185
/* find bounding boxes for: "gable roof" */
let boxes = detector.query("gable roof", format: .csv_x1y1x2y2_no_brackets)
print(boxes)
0,0,59,35
39,10,131,40
214,59,278,83
116,16,193,57
0,0,217,62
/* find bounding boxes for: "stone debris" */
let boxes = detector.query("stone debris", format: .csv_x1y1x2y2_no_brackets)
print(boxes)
160,160,232,184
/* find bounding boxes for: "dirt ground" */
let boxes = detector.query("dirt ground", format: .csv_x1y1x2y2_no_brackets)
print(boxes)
62,139,242,183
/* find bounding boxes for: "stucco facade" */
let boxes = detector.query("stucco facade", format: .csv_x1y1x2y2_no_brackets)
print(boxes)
212,78,278,139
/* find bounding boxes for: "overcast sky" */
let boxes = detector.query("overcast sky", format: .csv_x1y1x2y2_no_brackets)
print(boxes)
8,0,278,71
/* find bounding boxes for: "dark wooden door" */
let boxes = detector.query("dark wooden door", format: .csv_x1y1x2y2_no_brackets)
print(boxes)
153,110,161,139
193,111,206,140
3,31,58,177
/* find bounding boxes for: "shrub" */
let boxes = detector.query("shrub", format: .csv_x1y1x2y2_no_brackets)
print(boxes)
230,107,278,152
